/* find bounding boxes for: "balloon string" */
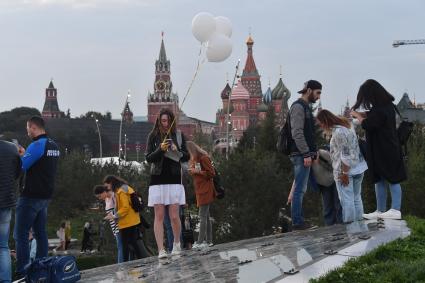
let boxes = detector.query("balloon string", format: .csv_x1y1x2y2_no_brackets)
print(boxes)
163,43,206,142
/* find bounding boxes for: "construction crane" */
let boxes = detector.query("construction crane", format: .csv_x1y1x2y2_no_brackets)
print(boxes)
393,39,425,48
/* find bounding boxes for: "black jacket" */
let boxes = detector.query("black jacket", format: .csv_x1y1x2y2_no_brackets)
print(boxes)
0,141,22,209
362,104,407,184
145,130,189,176
21,134,60,199
289,99,317,157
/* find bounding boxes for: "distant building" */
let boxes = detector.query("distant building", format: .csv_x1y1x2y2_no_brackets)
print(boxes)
397,93,425,123
214,34,291,153
42,80,65,119
147,34,216,140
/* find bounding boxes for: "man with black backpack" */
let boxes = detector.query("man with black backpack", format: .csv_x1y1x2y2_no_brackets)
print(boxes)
286,80,322,230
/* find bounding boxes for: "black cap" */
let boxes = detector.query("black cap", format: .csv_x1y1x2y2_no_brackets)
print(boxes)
297,80,322,94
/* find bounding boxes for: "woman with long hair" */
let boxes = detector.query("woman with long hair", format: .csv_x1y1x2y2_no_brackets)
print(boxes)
317,109,368,223
186,141,215,249
103,175,144,262
145,108,189,258
351,79,406,220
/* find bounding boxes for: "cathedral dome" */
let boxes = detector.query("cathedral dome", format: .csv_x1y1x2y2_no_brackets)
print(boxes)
263,86,272,104
230,80,249,101
272,78,291,100
221,83,231,99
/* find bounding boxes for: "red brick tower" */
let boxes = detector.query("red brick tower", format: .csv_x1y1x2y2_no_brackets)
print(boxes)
42,80,64,119
147,33,179,123
241,34,263,126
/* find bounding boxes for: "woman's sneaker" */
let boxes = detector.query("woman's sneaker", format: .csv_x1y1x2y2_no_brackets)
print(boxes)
171,243,182,256
158,249,168,259
208,242,214,247
379,209,401,220
363,211,382,220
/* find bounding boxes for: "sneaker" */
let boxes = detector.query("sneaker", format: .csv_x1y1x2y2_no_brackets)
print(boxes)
379,209,401,220
192,242,201,249
292,222,316,231
53,248,57,253
171,243,181,256
363,211,382,220
64,251,68,255
208,242,214,247
158,249,168,259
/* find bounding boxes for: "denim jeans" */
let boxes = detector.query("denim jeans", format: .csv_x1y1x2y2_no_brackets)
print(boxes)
290,155,311,226
0,208,12,283
318,183,343,226
197,205,212,243
115,232,123,263
13,197,50,275
335,173,364,223
164,206,183,252
375,180,402,211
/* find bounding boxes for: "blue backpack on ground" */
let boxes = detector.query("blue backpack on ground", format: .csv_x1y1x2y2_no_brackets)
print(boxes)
25,255,81,283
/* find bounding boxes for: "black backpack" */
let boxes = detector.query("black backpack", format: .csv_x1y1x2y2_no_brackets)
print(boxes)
393,105,414,146
211,161,225,199
276,116,292,155
129,191,144,213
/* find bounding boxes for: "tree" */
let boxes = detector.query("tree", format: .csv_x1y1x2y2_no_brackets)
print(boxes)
81,111,112,120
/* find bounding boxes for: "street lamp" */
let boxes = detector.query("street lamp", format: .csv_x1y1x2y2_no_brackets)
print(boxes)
118,90,131,161
225,59,241,160
124,133,128,161
135,141,141,162
94,118,103,158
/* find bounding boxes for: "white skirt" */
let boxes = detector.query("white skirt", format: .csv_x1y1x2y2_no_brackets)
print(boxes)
148,184,186,207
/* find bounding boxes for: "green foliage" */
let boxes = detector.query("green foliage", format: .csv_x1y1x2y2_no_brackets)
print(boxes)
0,107,41,146
81,111,112,120
310,216,425,283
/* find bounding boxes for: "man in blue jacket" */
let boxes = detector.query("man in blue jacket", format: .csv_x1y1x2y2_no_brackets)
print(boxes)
14,116,60,278
0,139,22,283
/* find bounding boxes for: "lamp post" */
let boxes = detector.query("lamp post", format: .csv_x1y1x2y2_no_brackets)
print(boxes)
118,90,131,161
124,134,128,161
94,118,103,158
135,141,141,162
225,59,241,160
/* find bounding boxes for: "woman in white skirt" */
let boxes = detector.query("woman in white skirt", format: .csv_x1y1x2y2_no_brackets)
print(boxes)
145,108,189,259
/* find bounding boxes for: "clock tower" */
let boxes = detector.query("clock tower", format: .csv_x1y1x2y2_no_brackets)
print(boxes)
147,33,179,123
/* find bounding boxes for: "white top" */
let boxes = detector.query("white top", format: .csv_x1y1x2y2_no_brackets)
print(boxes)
330,125,368,178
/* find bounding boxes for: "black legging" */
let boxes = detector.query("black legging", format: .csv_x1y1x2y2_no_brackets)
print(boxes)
120,225,143,262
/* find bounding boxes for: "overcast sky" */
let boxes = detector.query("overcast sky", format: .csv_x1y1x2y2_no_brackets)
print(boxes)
0,0,424,122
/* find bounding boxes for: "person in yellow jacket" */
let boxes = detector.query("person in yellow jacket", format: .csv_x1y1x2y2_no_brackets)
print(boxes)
103,175,143,262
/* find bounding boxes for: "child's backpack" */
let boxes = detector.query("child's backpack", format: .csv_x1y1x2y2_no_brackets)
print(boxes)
25,255,81,283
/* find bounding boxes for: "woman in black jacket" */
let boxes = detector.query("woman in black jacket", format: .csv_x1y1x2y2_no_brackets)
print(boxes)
145,108,189,259
351,79,406,220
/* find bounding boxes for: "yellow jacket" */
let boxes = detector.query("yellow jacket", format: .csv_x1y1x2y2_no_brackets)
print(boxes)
115,185,140,229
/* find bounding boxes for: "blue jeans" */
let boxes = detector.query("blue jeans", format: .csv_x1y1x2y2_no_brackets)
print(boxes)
290,155,311,226
13,197,49,275
375,180,402,211
0,208,12,283
335,173,364,223
164,206,184,252
115,232,123,263
319,183,343,226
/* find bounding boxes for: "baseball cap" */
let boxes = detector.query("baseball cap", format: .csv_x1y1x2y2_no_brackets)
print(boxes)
297,80,322,94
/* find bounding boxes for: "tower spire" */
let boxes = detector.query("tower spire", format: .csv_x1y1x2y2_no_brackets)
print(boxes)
159,32,167,62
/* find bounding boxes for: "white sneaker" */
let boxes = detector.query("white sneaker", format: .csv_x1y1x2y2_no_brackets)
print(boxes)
208,242,214,247
158,249,168,259
363,211,382,220
171,243,181,256
379,209,401,220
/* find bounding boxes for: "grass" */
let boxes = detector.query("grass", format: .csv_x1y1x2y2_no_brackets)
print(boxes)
310,216,425,283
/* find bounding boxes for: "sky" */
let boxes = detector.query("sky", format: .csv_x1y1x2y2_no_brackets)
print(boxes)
0,0,424,122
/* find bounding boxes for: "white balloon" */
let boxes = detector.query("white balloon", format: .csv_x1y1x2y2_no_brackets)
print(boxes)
214,16,232,38
206,33,232,62
191,12,216,43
